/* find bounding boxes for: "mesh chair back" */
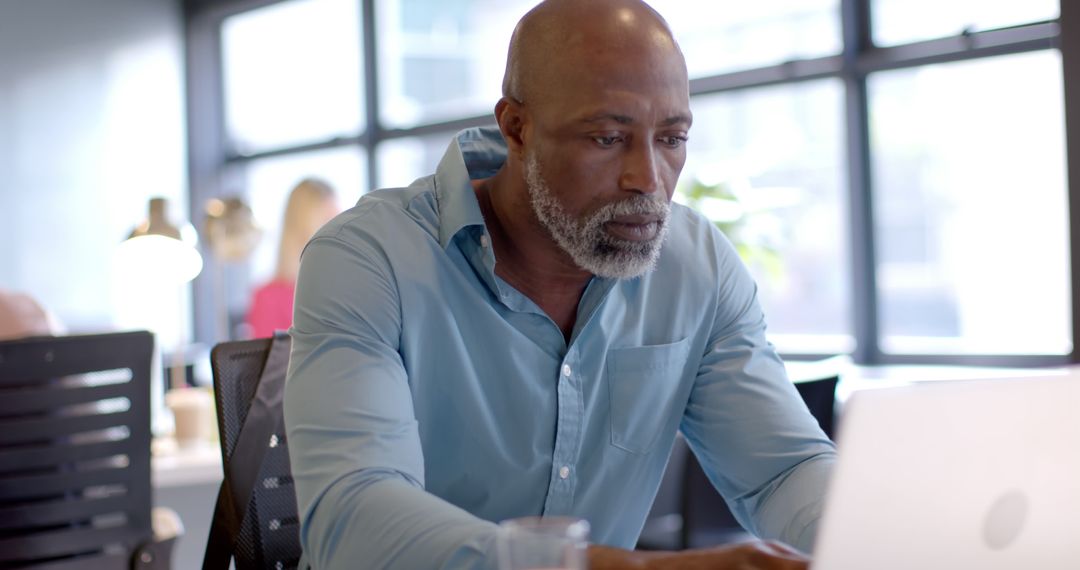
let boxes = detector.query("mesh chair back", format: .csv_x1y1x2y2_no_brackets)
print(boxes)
793,375,839,439
0,331,155,569
208,336,300,570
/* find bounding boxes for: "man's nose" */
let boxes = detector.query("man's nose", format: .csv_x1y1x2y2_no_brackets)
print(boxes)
619,140,662,195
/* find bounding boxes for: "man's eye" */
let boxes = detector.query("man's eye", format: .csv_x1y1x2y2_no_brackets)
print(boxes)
593,135,621,147
659,135,688,148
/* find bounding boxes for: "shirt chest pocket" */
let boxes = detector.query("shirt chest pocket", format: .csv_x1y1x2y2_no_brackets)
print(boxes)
605,338,691,454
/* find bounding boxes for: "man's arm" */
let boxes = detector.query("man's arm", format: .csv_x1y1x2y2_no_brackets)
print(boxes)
587,542,809,569
680,235,837,553
284,231,499,569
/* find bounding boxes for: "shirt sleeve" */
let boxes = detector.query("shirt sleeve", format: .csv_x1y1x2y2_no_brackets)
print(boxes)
679,236,837,553
284,230,499,570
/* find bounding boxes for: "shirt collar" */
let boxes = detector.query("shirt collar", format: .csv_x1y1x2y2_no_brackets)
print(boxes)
435,127,508,250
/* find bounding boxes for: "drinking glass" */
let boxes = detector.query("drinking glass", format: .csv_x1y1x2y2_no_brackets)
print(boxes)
496,516,590,570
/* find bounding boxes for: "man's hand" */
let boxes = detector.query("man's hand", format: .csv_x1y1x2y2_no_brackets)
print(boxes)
588,540,810,570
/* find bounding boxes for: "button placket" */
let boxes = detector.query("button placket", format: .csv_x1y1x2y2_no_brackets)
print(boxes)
542,352,583,515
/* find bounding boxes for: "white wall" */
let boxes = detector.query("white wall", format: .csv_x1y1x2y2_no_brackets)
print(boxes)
0,0,188,337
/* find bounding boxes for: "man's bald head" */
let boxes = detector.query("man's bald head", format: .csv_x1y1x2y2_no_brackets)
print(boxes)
501,0,685,105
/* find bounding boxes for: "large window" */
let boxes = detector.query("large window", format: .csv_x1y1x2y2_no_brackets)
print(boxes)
186,0,1078,366
228,147,367,286
871,0,1058,47
376,0,525,128
870,51,1069,355
680,80,851,354
221,0,364,154
650,0,841,77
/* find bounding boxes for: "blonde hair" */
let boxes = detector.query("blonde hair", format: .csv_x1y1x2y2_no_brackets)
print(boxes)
275,178,338,283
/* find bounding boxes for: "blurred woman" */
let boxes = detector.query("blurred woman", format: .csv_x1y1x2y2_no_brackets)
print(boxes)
245,178,339,338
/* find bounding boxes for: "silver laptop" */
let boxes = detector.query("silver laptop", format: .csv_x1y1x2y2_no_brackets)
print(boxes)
812,373,1080,569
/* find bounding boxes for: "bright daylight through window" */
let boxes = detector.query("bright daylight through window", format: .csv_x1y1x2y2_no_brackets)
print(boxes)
203,0,1074,363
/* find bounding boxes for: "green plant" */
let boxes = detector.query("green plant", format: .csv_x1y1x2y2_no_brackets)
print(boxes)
678,177,786,281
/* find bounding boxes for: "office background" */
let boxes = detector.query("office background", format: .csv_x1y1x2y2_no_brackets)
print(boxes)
1,0,1077,368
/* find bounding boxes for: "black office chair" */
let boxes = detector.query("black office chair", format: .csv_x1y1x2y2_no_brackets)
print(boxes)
0,331,178,569
639,374,840,550
203,334,301,570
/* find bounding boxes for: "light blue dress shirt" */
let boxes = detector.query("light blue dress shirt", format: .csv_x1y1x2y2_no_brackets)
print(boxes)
284,127,836,569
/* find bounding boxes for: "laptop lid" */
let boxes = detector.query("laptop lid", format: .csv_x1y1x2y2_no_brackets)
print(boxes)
812,373,1080,570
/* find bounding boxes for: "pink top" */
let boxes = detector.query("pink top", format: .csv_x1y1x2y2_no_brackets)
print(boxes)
245,279,296,339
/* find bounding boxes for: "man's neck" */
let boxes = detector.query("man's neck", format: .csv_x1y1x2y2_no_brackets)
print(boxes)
473,174,591,341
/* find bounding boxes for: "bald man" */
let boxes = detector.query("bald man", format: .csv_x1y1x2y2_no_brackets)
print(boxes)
284,1,836,568
0,289,62,340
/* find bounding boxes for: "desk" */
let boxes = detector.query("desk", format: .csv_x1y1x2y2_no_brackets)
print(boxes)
151,363,1073,564
834,363,1071,403
787,357,1071,402
152,438,222,570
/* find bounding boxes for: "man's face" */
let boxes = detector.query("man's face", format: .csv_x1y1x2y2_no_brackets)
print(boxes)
518,39,691,279
525,152,670,279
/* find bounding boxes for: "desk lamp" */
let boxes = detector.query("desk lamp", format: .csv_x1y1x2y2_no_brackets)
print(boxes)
203,196,262,340
118,197,203,284
114,197,203,436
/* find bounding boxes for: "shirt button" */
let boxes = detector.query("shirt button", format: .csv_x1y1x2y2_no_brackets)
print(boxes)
559,466,570,479
479,234,490,248
561,364,571,377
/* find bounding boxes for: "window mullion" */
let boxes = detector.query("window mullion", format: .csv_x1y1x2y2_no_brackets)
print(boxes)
361,0,380,192
1061,0,1080,363
841,0,880,364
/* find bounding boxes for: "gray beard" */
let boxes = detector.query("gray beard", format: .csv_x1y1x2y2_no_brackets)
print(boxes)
524,153,670,279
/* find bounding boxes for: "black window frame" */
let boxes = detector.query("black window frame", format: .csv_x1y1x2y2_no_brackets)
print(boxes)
183,0,1080,367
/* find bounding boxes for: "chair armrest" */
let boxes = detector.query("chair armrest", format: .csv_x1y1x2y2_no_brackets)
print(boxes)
152,507,185,542
132,507,185,569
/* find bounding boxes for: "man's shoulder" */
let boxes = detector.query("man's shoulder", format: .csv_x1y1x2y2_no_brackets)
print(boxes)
662,202,733,262
647,202,747,286
628,203,754,320
316,180,440,246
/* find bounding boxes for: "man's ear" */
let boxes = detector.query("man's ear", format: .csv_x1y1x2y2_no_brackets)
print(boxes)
495,97,528,159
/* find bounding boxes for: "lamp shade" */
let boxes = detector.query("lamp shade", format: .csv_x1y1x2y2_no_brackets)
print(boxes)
116,197,203,283
203,196,262,262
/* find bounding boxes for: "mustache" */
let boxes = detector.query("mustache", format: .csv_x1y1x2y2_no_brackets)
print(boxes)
595,194,670,221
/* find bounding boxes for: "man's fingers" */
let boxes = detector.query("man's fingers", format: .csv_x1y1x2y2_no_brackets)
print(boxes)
734,540,811,570
756,540,809,560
